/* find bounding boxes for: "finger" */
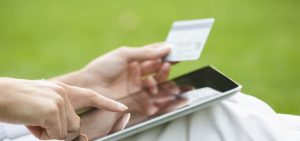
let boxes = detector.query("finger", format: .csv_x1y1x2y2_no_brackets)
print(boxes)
60,83,128,112
57,95,67,138
152,96,176,104
110,113,131,133
180,85,195,93
153,86,180,99
154,62,171,83
159,81,180,95
127,62,142,94
59,91,80,133
130,91,158,116
141,59,162,75
142,76,158,94
89,91,128,112
73,134,88,141
26,126,43,139
65,99,80,133
27,105,64,140
64,131,80,141
144,105,159,116
79,110,122,139
157,98,188,114
116,44,171,62
53,82,81,133
42,111,63,139
50,90,67,138
151,81,180,99
144,42,168,48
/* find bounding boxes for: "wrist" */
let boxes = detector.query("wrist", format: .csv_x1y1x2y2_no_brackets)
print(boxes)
52,69,107,90
52,69,115,99
52,70,87,87
0,78,15,122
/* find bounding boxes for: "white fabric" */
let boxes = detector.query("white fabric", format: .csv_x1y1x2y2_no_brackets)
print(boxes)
0,123,30,140
121,93,300,141
2,93,300,141
0,123,6,140
9,135,39,141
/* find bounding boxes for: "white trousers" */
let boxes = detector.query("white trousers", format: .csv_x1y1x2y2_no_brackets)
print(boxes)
3,93,300,141
121,93,300,141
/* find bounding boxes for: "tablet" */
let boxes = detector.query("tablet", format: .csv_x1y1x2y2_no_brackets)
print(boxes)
96,66,242,141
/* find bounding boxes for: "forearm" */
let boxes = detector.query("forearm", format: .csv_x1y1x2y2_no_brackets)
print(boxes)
52,70,89,88
0,78,14,122
51,69,113,99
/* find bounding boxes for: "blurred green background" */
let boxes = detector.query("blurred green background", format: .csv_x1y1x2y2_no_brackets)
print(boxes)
0,0,299,114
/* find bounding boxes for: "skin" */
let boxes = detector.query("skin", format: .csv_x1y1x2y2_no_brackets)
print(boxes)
0,42,178,140
55,43,172,100
65,81,189,140
55,43,188,140
0,78,128,140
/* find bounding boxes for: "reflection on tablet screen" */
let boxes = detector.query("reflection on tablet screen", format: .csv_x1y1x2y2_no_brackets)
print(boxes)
116,80,221,130
103,66,238,138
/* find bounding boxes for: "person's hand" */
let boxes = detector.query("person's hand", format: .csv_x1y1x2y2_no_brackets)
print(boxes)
55,43,172,100
0,78,127,140
67,81,190,140
53,42,174,139
120,81,189,127
66,111,131,140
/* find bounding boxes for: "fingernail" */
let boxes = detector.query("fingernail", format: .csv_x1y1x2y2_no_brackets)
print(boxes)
164,44,173,49
81,134,88,141
117,113,131,130
158,44,172,51
79,134,88,141
119,113,131,128
73,134,88,141
117,102,128,111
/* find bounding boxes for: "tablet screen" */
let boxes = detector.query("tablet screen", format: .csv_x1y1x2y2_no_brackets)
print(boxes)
94,66,240,141
115,66,239,129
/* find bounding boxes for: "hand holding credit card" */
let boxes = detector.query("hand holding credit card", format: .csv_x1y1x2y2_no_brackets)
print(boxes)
164,18,215,62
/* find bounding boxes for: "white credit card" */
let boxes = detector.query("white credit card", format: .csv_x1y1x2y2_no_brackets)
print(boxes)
164,18,214,61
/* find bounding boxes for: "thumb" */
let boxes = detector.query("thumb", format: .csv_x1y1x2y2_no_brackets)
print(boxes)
116,43,171,62
110,113,131,133
57,82,128,112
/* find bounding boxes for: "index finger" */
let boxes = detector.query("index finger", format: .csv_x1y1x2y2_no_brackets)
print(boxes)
60,83,128,112
115,43,171,62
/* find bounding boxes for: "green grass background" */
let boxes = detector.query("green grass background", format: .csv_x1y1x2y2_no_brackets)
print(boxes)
0,0,299,114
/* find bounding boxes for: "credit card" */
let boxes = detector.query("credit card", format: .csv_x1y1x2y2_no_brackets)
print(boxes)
164,18,214,61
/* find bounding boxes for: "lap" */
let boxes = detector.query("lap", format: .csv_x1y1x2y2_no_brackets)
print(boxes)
122,93,300,141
